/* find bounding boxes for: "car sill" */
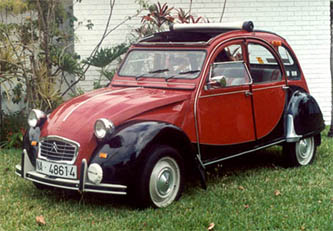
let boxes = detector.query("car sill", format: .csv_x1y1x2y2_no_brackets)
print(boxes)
203,139,285,167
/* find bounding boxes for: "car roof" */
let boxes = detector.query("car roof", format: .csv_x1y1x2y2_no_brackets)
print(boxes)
136,21,286,46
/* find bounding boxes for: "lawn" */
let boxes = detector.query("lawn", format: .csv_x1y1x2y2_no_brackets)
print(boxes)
1,130,333,230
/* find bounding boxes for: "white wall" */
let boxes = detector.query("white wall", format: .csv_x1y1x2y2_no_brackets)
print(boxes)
74,0,331,123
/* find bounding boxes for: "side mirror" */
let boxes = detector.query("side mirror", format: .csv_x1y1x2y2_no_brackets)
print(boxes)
206,64,227,89
206,76,227,89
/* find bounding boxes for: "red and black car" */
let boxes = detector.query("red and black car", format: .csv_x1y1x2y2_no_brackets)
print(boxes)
16,21,325,208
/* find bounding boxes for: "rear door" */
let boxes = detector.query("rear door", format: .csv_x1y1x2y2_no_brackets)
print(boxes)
246,40,287,139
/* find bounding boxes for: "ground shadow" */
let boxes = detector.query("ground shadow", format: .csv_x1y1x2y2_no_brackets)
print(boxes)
19,146,286,209
184,146,286,194
206,146,285,176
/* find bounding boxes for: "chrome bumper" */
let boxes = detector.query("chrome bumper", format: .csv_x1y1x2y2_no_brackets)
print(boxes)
15,149,127,195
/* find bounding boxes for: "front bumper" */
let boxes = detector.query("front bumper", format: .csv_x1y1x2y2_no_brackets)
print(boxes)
15,149,127,195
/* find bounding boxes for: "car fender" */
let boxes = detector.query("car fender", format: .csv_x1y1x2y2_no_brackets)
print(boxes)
22,127,41,167
285,90,325,143
90,121,206,188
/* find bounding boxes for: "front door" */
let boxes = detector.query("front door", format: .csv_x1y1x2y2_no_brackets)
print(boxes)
196,42,256,160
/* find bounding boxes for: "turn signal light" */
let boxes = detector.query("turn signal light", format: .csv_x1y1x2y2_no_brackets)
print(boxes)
31,141,38,146
99,152,108,159
272,40,282,47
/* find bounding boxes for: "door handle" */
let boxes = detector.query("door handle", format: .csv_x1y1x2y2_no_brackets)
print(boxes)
282,85,289,90
245,91,252,96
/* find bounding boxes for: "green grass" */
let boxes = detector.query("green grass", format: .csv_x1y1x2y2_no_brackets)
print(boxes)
1,130,333,230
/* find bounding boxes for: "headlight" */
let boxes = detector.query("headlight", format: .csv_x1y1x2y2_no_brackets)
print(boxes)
27,109,46,128
94,118,115,140
87,163,103,184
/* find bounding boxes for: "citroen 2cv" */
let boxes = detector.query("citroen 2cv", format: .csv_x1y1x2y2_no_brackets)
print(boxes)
16,21,325,208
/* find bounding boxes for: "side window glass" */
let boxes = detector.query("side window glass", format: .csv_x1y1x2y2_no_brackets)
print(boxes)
248,43,282,83
278,46,301,80
208,44,250,89
210,62,251,88
214,44,243,63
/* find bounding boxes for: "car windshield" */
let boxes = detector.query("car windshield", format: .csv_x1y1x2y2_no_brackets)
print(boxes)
118,49,206,80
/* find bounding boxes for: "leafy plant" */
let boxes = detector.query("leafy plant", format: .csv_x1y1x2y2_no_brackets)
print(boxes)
84,43,129,68
0,110,26,149
0,0,146,146
141,2,174,30
0,38,17,74
51,47,82,76
84,43,129,89
31,61,63,111
175,8,207,24
136,2,208,38
0,0,82,113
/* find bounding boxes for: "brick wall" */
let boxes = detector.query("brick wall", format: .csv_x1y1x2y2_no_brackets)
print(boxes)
74,0,331,123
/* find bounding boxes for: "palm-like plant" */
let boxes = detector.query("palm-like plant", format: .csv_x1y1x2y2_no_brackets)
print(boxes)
141,2,174,32
176,8,207,24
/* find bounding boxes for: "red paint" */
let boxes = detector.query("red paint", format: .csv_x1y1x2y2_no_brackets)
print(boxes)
251,82,286,139
41,28,310,172
198,85,256,145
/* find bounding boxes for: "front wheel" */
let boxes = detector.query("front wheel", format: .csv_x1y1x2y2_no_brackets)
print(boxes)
137,145,184,208
283,136,317,167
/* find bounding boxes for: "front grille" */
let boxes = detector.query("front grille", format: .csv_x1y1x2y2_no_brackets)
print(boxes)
39,137,79,163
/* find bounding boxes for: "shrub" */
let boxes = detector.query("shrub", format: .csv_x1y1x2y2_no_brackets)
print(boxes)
0,111,26,149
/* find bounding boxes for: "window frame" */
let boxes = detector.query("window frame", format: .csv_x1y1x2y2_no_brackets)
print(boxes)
278,45,302,80
246,40,284,84
117,48,207,80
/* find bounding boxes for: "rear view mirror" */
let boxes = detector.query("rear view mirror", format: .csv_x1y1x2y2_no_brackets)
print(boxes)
206,75,227,89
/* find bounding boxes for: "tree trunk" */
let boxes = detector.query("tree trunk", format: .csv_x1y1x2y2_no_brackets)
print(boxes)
328,1,333,137
219,0,227,23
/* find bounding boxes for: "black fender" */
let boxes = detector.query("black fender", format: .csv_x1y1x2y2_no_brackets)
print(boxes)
90,121,206,188
285,90,325,143
22,127,40,166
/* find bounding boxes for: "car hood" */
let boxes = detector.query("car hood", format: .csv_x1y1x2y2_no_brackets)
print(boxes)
41,87,191,141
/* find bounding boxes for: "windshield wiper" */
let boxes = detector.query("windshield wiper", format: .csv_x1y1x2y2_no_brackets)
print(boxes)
178,70,201,75
135,68,169,80
165,69,201,82
149,68,169,74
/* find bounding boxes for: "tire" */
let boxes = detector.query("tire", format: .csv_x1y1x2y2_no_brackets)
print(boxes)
137,145,184,208
283,136,316,167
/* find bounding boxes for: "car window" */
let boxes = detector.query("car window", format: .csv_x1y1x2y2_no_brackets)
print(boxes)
278,46,301,80
118,49,206,79
211,61,251,88
248,43,282,83
207,44,250,88
214,44,243,63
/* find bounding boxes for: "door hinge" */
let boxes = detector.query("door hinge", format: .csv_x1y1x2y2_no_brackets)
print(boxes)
245,91,253,96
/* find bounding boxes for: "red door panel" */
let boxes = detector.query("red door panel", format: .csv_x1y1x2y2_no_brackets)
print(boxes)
197,86,255,145
251,83,286,139
246,40,287,140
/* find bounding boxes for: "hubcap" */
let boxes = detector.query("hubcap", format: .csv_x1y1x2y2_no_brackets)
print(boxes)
149,157,180,207
296,137,314,165
157,169,173,196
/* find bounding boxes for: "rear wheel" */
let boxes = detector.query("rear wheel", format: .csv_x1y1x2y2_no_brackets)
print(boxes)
283,136,316,167
137,145,184,208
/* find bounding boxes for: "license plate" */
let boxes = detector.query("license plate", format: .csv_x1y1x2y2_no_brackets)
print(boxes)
36,159,77,179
